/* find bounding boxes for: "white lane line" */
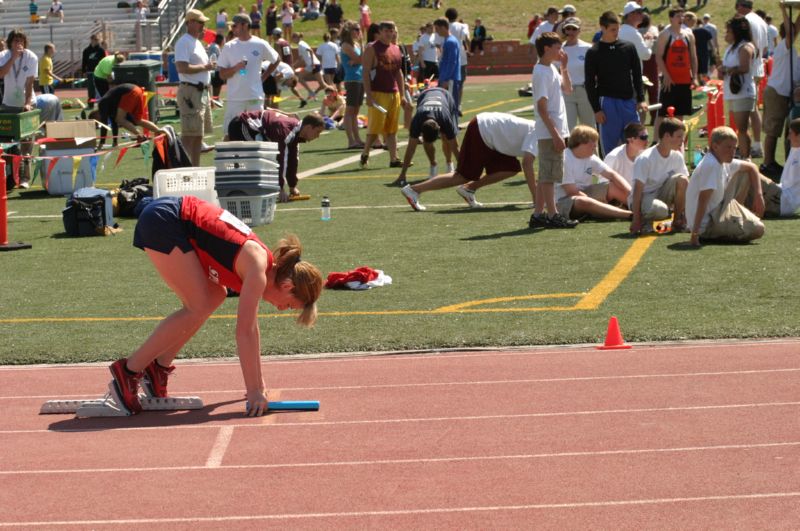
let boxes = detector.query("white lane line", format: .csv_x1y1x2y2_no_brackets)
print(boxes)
1,492,798,526
2,338,799,372
1,440,799,476
3,401,800,435
5,367,800,401
205,426,234,468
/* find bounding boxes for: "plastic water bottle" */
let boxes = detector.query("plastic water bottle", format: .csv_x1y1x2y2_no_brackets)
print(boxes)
239,56,248,76
321,196,331,221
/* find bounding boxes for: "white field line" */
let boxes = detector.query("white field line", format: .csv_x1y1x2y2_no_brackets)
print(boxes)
1,492,799,526
5,367,800,401
3,401,800,435
1,440,799,476
205,426,234,468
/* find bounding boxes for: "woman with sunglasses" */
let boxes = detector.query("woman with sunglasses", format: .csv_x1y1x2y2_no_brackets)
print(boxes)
560,17,594,130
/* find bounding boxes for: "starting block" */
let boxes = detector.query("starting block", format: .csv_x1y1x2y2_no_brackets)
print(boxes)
40,382,204,417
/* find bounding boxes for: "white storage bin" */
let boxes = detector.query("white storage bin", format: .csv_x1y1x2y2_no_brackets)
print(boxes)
214,157,279,173
221,192,278,226
42,147,97,196
215,140,279,153
153,166,219,205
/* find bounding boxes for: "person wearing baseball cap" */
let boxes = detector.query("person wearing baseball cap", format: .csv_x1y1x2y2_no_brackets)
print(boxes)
217,11,281,138
553,4,577,34
561,17,595,131
175,9,214,165
619,1,652,63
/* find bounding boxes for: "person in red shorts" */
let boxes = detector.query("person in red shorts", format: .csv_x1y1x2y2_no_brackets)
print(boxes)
108,196,324,417
401,111,538,212
89,82,165,146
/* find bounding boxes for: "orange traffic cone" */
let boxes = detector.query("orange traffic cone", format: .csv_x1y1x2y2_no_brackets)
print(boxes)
597,316,632,350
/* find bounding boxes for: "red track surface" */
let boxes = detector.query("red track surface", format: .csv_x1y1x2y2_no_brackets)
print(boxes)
1,340,799,529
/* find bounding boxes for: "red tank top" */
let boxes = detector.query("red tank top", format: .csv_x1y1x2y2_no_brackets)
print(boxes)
664,33,692,85
180,196,273,291
370,41,401,93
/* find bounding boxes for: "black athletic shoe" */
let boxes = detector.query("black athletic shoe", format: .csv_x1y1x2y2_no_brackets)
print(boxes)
299,99,308,108
528,213,548,228
547,213,579,228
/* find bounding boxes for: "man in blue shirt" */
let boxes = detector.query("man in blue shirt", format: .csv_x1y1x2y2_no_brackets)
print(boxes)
433,18,461,115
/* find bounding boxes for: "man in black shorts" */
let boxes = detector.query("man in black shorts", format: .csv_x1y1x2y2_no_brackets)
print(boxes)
394,87,459,186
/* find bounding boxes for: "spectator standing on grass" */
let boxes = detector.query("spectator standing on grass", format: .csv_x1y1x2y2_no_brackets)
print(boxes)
324,0,343,32
560,17,594,131
529,31,577,229
416,23,440,81
272,27,292,65
359,0,371,35
265,1,278,35
765,14,779,57
638,14,660,125
719,16,757,160
553,4,577,36
280,1,295,42
81,34,105,108
686,126,765,246
175,9,215,166
340,21,365,149
228,110,326,200
684,12,712,84
316,31,341,91
619,2,652,64
0,29,38,188
703,14,719,59
529,6,558,65
38,43,61,94
759,3,800,179
395,87,460,185
216,8,229,35
209,34,226,99
218,13,280,137
400,112,537,212
653,8,697,132
557,125,633,221
445,8,469,115
249,4,262,37
585,11,647,157
360,21,406,169
527,14,543,41
629,118,690,235
604,122,649,185
434,18,461,116
736,0,768,159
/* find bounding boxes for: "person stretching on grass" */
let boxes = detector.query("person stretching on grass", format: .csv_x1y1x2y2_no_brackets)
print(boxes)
400,111,537,211
685,125,765,247
628,117,690,235
108,196,323,417
557,125,633,221
395,87,460,186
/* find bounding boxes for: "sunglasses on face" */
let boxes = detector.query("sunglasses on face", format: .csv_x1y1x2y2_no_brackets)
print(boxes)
638,134,649,140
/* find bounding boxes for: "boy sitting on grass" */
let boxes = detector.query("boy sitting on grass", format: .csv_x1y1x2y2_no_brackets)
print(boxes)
557,125,633,221
686,126,765,247
603,122,650,185
629,117,690,235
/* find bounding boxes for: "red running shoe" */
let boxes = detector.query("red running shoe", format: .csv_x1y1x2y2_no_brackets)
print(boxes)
109,358,143,414
143,360,174,398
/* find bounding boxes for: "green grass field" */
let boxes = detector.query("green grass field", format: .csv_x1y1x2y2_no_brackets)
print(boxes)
198,0,786,47
2,78,798,365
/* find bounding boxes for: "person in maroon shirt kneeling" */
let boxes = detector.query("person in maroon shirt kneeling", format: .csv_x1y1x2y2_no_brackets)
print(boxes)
228,110,325,201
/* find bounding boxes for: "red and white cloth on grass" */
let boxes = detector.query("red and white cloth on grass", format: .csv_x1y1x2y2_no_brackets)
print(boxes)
325,266,392,290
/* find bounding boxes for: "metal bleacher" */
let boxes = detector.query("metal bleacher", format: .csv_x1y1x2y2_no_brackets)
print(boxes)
0,0,196,77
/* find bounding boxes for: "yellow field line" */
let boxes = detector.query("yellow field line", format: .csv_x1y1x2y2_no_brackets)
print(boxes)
434,293,584,313
572,236,657,311
464,97,526,115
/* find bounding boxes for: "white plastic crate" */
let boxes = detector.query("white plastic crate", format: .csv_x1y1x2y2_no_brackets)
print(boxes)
214,157,279,173
215,141,279,161
154,167,219,205
222,192,278,226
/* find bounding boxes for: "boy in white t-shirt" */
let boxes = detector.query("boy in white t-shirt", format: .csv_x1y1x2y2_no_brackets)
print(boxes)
603,122,649,185
218,13,280,137
686,126,765,246
293,32,329,100
316,30,341,90
529,31,578,229
629,117,690,234
558,125,633,220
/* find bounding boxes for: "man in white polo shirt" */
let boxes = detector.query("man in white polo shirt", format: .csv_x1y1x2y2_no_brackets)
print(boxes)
218,13,280,139
175,9,215,165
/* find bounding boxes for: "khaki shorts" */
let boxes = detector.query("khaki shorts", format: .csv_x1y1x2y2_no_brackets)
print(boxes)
557,182,608,218
634,174,687,221
739,173,782,218
762,86,791,139
367,91,400,136
701,171,765,241
177,84,211,137
728,97,756,113
537,138,565,183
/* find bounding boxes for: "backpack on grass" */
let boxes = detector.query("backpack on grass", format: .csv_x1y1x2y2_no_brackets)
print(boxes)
62,187,120,237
